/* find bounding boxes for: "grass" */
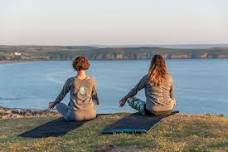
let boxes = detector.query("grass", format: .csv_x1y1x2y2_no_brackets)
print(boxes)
0,113,228,152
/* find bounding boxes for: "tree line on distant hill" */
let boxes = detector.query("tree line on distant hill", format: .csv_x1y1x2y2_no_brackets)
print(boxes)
0,45,228,61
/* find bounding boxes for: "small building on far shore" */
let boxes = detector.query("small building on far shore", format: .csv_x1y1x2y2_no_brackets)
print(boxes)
9,52,22,60
14,52,22,56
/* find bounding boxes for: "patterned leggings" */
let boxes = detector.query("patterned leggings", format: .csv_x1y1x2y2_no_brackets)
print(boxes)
127,97,174,116
127,97,151,115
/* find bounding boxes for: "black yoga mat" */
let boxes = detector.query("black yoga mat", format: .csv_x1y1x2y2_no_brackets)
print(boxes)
102,111,179,134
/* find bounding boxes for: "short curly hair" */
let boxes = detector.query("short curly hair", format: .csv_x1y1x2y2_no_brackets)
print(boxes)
72,56,90,71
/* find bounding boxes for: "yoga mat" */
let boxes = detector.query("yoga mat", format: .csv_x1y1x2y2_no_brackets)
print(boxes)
102,111,179,134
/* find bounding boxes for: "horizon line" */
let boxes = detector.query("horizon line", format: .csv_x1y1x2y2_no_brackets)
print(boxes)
1,43,228,47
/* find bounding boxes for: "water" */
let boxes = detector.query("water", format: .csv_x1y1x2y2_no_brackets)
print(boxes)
0,59,228,115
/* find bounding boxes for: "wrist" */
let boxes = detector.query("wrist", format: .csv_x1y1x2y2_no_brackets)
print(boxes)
122,97,127,102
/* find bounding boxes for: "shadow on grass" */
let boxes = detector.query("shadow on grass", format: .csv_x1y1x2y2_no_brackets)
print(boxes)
19,117,86,138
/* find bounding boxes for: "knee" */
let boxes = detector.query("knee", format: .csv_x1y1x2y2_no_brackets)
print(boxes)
127,97,137,104
55,103,60,107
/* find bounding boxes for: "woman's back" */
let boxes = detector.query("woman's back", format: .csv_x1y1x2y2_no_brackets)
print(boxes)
50,56,99,121
120,55,176,115
145,74,176,113
69,77,97,120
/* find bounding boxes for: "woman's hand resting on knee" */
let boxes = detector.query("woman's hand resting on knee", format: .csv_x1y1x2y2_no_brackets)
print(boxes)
119,99,127,107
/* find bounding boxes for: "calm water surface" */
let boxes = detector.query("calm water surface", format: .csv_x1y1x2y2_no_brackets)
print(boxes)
0,59,228,115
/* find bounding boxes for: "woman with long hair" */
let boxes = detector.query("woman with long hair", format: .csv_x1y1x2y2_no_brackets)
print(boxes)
49,56,99,121
119,54,176,115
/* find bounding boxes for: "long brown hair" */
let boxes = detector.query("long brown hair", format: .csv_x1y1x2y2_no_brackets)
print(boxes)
148,55,168,86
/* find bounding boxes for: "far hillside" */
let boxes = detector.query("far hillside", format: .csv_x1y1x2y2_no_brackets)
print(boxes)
0,45,228,61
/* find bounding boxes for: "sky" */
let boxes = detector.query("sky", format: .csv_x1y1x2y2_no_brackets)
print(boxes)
0,0,228,45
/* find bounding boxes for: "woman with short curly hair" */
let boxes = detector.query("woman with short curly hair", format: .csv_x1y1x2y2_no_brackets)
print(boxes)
49,56,99,121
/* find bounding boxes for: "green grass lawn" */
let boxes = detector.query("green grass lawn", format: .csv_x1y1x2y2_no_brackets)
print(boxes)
0,113,228,152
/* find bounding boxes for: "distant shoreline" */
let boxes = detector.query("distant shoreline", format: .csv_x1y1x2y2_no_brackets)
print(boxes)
1,45,228,61
1,57,228,64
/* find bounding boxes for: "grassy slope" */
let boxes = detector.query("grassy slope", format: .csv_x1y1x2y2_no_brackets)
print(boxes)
0,113,228,152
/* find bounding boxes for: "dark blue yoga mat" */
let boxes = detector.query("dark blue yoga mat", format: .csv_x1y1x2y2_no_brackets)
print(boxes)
102,111,179,134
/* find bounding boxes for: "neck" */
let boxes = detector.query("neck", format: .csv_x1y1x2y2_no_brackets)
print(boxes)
76,70,87,80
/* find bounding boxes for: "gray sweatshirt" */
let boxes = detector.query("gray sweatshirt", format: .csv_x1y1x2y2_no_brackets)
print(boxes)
122,74,176,113
54,76,99,120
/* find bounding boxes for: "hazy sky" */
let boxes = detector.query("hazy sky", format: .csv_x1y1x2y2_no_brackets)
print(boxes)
0,0,228,45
